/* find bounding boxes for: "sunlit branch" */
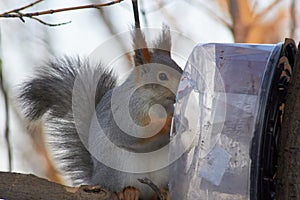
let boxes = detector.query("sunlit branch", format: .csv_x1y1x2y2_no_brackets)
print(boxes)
253,0,281,20
0,0,124,26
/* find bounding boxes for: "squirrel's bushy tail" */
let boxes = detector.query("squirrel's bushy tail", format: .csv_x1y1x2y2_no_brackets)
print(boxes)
19,56,116,185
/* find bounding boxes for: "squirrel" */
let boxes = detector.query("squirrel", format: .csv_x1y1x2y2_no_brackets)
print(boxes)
19,26,182,199
19,1,182,199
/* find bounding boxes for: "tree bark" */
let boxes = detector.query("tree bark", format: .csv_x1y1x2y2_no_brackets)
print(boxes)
0,172,118,200
277,43,300,199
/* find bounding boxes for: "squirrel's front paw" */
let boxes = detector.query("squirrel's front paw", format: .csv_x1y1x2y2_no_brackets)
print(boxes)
117,186,141,200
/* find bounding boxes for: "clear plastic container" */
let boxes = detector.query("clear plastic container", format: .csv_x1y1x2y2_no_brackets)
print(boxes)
169,43,283,200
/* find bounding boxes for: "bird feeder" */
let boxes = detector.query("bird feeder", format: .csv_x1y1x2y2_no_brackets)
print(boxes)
169,39,296,200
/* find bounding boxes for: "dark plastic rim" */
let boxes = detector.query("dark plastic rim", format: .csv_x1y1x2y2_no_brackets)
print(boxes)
250,43,283,200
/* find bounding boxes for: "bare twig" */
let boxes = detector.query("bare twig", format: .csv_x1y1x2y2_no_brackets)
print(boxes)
31,16,71,27
1,0,124,18
0,0,124,26
0,58,12,172
5,0,44,14
253,0,281,21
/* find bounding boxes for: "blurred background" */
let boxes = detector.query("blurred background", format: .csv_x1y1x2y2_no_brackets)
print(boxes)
0,0,299,182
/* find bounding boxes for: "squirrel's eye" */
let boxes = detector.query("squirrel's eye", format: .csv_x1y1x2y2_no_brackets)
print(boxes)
158,72,168,81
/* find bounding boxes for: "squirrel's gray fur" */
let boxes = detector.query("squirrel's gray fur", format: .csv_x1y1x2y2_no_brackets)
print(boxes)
20,57,116,185
19,27,182,198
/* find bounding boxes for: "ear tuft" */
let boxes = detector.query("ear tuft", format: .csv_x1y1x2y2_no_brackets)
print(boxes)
132,28,152,66
152,25,171,54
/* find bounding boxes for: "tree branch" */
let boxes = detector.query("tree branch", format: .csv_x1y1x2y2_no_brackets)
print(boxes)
253,0,281,21
0,0,124,26
30,16,71,27
5,0,44,14
0,58,12,172
0,172,168,200
0,172,119,200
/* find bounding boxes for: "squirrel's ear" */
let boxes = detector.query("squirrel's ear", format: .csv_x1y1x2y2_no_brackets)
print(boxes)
132,28,152,66
152,25,172,56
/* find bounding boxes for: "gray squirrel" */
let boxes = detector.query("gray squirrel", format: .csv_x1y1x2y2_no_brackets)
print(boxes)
19,24,182,200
